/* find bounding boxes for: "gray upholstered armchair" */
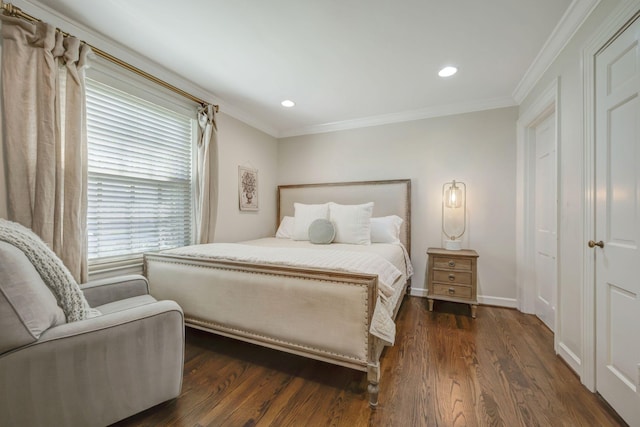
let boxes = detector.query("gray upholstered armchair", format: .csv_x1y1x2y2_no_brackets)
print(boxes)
0,241,185,427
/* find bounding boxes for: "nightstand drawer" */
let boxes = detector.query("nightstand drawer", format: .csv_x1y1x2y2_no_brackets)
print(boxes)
433,283,472,299
433,270,472,285
433,256,472,271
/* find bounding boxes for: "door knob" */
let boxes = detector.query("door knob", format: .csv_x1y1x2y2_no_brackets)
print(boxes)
588,240,604,248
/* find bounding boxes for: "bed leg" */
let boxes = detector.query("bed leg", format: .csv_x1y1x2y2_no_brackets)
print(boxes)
368,381,379,408
367,362,380,408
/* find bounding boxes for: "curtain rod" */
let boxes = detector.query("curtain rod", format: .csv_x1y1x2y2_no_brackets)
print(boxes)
1,1,219,113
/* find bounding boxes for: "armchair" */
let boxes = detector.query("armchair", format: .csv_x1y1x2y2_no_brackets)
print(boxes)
0,241,184,427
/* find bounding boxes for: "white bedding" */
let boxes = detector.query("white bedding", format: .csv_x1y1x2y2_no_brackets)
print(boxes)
243,238,413,278
163,238,413,345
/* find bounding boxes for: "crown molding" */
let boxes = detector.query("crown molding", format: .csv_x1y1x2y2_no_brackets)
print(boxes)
279,0,599,138
512,0,601,104
278,97,517,138
15,0,280,138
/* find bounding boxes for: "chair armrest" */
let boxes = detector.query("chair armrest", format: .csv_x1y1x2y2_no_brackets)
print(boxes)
36,299,182,341
81,274,150,307
0,301,184,427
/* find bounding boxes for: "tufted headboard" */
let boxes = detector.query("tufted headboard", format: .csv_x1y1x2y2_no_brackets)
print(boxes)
277,179,411,256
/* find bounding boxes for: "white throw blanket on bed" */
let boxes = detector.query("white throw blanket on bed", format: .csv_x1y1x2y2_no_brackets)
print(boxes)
165,243,404,345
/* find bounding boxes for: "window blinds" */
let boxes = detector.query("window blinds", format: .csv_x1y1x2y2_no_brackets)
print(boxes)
86,78,194,261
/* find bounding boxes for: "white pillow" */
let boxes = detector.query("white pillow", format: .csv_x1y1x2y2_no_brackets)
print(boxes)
329,202,374,245
293,203,330,240
371,215,403,243
275,216,294,239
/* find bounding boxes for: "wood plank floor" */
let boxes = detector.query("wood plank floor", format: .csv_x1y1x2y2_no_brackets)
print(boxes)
113,297,627,426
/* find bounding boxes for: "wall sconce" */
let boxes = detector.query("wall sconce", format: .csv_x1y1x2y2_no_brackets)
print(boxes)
442,180,466,250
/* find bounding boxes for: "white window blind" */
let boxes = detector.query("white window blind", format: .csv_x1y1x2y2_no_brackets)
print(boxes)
86,78,194,261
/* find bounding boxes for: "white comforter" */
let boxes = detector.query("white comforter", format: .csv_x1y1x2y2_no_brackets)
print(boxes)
163,240,412,345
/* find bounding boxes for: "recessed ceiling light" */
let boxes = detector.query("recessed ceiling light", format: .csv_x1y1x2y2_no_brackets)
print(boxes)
438,66,458,77
281,100,295,108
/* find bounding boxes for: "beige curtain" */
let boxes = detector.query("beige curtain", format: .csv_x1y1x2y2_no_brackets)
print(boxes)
195,104,218,243
1,16,91,282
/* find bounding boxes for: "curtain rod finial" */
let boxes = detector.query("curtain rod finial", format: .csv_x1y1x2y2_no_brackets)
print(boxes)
2,2,21,16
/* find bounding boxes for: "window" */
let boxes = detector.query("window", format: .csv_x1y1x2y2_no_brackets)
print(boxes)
86,77,195,266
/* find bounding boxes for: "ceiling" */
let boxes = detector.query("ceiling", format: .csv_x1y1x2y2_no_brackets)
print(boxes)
30,0,580,137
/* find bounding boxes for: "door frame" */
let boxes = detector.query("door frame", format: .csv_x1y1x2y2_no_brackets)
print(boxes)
581,0,640,392
516,78,560,350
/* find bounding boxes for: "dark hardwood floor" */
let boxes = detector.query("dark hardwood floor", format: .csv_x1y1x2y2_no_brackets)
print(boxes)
113,297,627,426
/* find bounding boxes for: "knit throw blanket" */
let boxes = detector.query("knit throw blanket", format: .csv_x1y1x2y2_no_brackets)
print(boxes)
0,219,100,322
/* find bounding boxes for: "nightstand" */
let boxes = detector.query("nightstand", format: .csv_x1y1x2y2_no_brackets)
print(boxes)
426,248,479,318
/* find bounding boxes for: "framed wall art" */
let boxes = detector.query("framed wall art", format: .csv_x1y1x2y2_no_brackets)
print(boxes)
239,166,258,211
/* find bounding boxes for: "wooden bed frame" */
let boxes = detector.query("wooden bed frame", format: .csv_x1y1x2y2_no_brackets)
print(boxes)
144,179,411,406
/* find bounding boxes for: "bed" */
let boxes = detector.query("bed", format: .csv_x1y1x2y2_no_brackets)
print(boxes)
144,179,412,406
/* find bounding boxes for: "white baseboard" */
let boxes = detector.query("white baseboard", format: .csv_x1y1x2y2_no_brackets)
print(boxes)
409,288,518,309
409,287,429,297
477,295,518,308
557,342,582,376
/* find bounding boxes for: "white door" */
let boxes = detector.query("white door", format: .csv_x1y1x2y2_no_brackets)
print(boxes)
534,113,557,331
595,15,640,426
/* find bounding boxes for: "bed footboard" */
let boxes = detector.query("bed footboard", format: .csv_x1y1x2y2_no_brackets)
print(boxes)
145,253,380,374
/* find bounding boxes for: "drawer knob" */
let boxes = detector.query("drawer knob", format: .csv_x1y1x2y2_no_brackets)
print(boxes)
448,260,455,267
448,287,455,294
448,274,455,281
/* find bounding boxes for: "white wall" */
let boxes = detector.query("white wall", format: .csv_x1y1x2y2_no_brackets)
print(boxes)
278,107,519,305
215,113,279,242
518,0,623,379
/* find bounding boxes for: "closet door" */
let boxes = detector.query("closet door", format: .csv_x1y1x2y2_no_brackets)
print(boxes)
594,15,640,427
534,113,557,331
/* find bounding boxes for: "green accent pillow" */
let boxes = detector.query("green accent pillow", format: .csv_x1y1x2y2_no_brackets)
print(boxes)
308,219,335,244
